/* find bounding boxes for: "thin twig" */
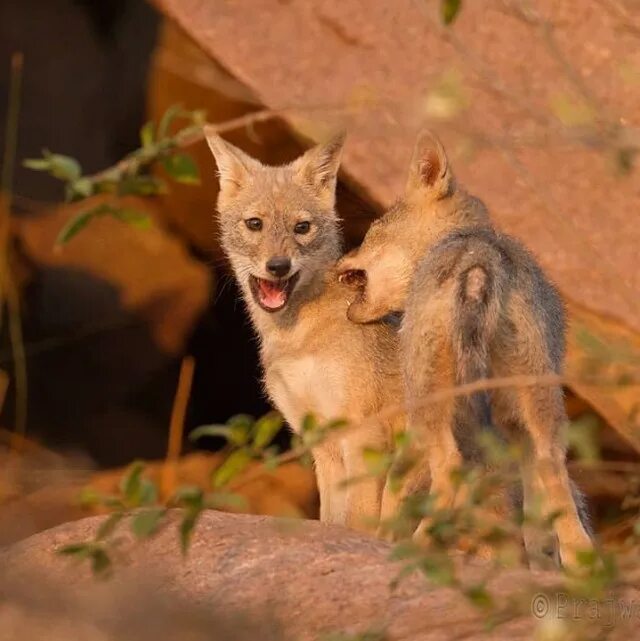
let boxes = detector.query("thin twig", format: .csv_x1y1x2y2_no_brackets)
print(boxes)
231,370,640,492
87,103,356,187
0,52,28,450
161,355,195,499
0,369,7,415
503,0,607,117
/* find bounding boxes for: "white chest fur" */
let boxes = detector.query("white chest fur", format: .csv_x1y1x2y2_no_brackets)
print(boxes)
265,354,347,433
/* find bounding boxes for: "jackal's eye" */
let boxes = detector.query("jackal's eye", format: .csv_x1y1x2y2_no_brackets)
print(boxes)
245,217,263,231
294,221,311,235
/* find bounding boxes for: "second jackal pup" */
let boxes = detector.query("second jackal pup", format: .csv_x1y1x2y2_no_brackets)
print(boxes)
338,131,592,565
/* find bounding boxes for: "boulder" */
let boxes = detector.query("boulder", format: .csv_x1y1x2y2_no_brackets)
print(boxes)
15,195,212,355
0,510,544,641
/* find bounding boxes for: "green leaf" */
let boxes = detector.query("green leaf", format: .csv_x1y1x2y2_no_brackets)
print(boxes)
90,547,112,576
190,424,241,444
301,413,318,433
137,479,159,506
161,153,200,185
68,177,94,200
204,491,248,511
118,460,158,507
190,416,253,447
140,120,155,148
77,486,101,508
23,150,81,181
172,485,204,509
131,508,166,539
119,461,145,498
419,554,456,586
441,0,462,25
157,104,185,140
179,508,202,554
102,495,126,510
118,175,167,196
56,205,106,245
252,412,284,451
362,448,391,477
568,413,601,462
96,512,124,540
614,147,636,176
324,418,348,431
58,542,92,557
190,109,207,126
389,540,421,560
47,152,82,181
213,448,252,488
464,585,493,609
23,158,51,171
111,207,152,230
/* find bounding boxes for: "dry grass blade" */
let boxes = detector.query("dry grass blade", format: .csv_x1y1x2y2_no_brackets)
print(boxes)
1,52,28,451
161,355,195,499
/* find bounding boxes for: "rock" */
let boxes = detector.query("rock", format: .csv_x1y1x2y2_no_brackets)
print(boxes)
155,0,640,336
0,447,317,546
0,511,542,641
15,195,212,355
153,0,640,454
8,197,214,466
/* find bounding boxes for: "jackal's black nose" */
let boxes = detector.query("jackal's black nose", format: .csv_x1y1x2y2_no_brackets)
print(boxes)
266,256,291,278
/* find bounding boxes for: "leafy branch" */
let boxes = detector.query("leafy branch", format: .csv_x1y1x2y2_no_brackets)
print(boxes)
21,103,348,245
22,105,209,244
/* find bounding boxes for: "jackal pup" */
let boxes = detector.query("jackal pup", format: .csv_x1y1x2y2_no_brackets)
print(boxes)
338,131,592,565
205,129,406,532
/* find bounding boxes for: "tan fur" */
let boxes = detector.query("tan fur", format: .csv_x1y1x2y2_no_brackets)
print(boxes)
339,131,593,566
204,129,408,532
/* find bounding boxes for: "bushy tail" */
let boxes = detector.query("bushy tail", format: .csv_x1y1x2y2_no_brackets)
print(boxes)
453,258,505,436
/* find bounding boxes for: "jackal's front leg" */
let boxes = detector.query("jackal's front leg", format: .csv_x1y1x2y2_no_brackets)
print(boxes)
313,442,347,525
341,433,385,534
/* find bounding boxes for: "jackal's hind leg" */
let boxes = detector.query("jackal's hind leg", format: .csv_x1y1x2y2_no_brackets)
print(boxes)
410,403,464,541
518,384,593,567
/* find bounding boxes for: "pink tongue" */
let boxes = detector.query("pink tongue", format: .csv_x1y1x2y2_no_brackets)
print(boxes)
259,280,286,309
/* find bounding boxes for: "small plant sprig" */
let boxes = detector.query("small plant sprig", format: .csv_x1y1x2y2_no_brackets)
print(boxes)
23,105,205,245
57,406,636,638
57,410,350,575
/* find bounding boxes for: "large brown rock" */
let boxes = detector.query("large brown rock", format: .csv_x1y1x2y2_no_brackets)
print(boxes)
155,0,640,335
15,195,212,355
0,511,544,641
152,0,640,450
0,447,318,546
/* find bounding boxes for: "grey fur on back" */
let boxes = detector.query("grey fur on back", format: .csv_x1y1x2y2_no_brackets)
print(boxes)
407,226,566,377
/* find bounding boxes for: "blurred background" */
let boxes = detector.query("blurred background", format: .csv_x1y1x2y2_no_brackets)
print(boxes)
0,0,639,546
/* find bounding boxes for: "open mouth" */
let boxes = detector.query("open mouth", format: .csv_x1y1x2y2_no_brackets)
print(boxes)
249,273,300,313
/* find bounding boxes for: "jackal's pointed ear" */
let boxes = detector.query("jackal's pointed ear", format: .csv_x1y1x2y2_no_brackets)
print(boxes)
406,130,454,201
204,128,260,201
292,132,346,207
